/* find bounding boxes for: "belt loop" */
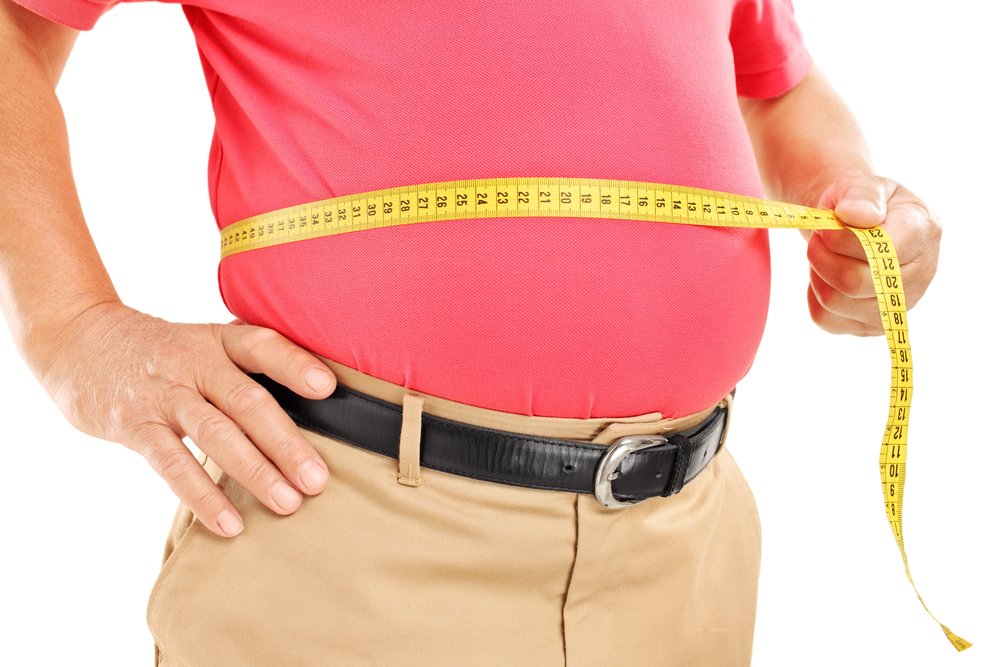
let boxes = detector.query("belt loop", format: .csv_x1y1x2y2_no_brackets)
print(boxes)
397,392,425,487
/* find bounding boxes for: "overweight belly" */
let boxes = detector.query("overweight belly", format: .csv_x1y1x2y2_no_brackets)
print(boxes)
218,215,770,419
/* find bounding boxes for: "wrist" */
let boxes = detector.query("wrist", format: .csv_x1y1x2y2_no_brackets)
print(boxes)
778,163,875,208
22,297,127,390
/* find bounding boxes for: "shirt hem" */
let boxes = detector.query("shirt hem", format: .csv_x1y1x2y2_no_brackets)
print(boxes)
735,43,815,99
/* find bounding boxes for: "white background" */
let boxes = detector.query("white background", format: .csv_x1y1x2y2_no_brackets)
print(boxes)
1,1,997,664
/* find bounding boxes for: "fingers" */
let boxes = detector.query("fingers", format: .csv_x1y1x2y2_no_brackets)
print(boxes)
810,228,867,263
51,309,340,539
807,222,932,302
189,368,330,499
807,269,882,334
807,176,941,339
880,192,939,265
165,382,314,517
127,421,245,538
208,324,334,498
806,280,882,337
811,172,892,263
817,172,895,230
218,324,337,399
813,196,934,264
807,233,876,298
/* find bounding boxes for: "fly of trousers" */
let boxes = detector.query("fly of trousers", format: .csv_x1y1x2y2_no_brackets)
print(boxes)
147,355,762,666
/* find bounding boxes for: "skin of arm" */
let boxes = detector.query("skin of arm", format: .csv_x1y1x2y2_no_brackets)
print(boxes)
739,66,942,336
0,0,338,538
0,2,119,375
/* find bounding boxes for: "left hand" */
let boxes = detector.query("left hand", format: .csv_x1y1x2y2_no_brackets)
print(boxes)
803,172,942,336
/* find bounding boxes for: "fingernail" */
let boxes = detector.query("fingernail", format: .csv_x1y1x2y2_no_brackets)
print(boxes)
217,509,244,536
305,367,333,392
298,459,328,492
270,480,301,511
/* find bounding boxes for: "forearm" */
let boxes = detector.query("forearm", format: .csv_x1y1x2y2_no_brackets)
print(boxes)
0,26,120,381
739,66,874,207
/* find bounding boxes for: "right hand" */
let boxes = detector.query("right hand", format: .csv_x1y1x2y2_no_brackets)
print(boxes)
35,300,338,538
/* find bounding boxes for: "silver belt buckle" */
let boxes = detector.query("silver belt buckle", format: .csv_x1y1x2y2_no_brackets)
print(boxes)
593,433,673,509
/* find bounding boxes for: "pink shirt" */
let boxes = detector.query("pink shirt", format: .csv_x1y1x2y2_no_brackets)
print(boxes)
17,0,813,418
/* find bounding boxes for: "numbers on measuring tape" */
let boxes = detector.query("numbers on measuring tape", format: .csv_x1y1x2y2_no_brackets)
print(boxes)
216,177,970,651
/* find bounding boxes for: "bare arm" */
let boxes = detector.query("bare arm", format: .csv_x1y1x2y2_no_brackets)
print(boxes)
0,0,338,537
739,66,941,336
0,0,118,377
739,67,874,207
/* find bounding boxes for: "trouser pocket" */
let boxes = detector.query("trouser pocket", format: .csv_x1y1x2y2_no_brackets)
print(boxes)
146,427,578,667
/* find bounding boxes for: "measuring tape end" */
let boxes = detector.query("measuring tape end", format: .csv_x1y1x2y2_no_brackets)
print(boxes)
941,625,972,652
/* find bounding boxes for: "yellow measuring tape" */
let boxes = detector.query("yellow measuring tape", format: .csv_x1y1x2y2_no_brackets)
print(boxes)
219,177,970,651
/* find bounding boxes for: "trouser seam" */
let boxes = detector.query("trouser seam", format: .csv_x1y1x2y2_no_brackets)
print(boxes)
561,493,581,667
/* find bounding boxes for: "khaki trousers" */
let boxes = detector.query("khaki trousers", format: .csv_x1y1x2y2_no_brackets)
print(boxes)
147,355,762,666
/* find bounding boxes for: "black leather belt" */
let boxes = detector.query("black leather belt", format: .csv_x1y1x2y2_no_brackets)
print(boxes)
248,372,732,508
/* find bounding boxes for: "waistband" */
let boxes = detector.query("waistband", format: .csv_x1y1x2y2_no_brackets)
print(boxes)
313,354,733,446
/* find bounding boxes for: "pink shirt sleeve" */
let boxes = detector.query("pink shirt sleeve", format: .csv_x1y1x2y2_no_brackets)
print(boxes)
729,0,814,98
9,0,122,31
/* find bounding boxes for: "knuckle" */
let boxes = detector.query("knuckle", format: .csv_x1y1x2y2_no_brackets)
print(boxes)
194,361,235,395
837,266,868,298
808,291,851,334
807,290,828,327
207,322,225,342
241,457,275,488
226,381,272,415
191,412,232,444
806,237,824,266
810,279,835,311
926,207,943,238
189,484,225,516
156,447,193,483
106,396,134,431
879,176,899,200
823,319,849,335
161,381,194,415
122,420,168,458
267,432,309,463
243,326,282,351
816,316,842,334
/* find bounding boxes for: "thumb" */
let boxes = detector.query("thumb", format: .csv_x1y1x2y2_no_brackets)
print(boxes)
817,173,894,229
